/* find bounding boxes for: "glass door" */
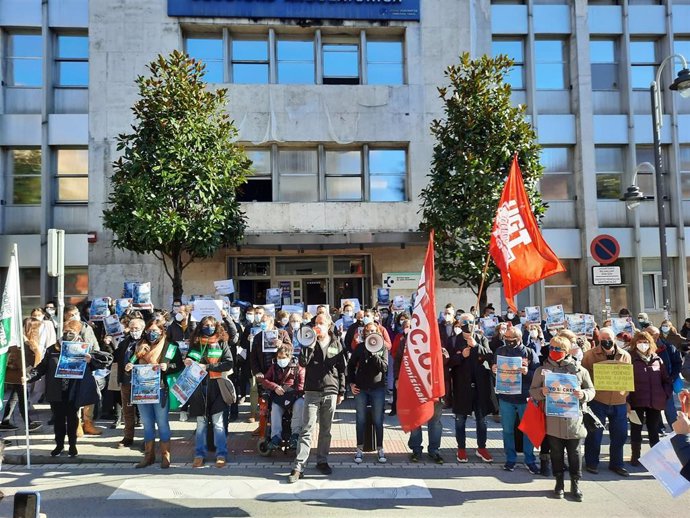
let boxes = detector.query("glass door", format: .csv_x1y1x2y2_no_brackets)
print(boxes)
304,278,329,307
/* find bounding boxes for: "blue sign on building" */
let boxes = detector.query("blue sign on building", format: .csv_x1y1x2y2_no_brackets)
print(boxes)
168,0,421,22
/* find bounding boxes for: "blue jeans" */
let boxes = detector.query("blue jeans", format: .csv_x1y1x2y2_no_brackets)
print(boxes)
455,411,487,449
663,393,678,428
499,399,535,464
195,411,227,459
355,387,386,448
408,401,443,455
137,391,170,442
584,400,627,469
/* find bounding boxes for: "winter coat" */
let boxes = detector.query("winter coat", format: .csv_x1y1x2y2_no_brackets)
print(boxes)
113,334,140,385
300,333,347,396
655,339,682,381
347,342,388,391
659,330,686,354
494,343,540,404
581,345,632,406
671,433,690,482
628,353,673,410
185,340,233,418
5,341,41,385
166,320,194,345
250,328,291,376
447,332,495,416
130,340,184,409
261,357,305,393
529,356,595,440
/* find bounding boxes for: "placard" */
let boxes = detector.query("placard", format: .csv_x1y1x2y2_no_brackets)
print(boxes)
191,299,223,322
133,282,153,309
123,281,137,299
544,372,580,419
266,288,282,307
261,303,276,317
566,314,586,336
640,434,690,498
340,299,361,313
495,356,523,395
104,314,124,339
171,362,207,406
593,362,635,392
584,314,596,339
263,329,279,353
131,365,161,404
376,288,390,305
89,297,111,321
282,304,304,316
55,341,90,379
307,304,329,316
391,295,409,312
213,279,235,295
545,305,566,330
115,298,133,318
480,316,499,338
611,317,634,336
525,306,541,324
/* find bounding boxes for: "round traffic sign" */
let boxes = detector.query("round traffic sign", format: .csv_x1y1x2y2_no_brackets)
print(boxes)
590,234,620,265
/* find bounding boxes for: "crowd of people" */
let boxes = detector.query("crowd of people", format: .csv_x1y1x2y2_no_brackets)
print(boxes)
3,296,690,502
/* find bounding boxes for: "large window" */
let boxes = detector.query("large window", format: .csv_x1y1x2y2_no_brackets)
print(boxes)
535,40,567,90
681,145,690,200
540,147,573,200
366,40,404,85
642,258,663,310
277,39,315,84
64,267,88,305
5,33,42,87
238,149,272,202
232,38,269,84
325,150,362,201
492,38,525,90
590,39,619,90
7,149,41,205
323,41,360,85
630,40,658,90
595,146,624,199
544,259,578,312
56,149,88,202
56,34,88,87
186,35,224,83
278,149,319,202
369,149,406,202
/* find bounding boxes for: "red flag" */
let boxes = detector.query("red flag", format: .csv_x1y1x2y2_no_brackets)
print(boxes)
489,155,566,312
398,230,445,433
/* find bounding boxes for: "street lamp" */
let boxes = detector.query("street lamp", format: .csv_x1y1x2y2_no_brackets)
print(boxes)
621,162,654,211
650,54,689,319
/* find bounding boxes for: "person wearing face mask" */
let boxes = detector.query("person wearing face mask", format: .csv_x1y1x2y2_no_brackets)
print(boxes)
615,332,632,352
43,302,58,330
343,310,365,354
346,309,392,353
582,327,632,477
558,330,587,364
288,314,347,483
450,314,497,465
438,304,457,408
348,322,389,464
636,312,651,330
388,313,411,416
503,309,520,326
124,320,183,468
185,317,234,468
275,310,290,332
530,336,595,502
627,331,673,467
113,318,144,448
240,306,265,423
334,303,356,335
648,324,683,434
27,320,112,458
218,309,240,423
492,326,541,472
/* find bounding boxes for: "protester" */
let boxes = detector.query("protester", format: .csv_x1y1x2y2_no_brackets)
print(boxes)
637,312,651,330
493,325,540,472
680,318,690,340
288,313,346,483
388,312,410,416
530,336,595,502
627,331,673,467
186,316,233,468
220,308,241,422
125,319,183,468
652,323,683,431
670,407,690,481
241,305,265,423
113,318,144,448
582,327,631,477
524,323,546,358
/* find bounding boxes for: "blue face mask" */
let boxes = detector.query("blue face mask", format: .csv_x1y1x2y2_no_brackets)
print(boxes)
147,330,161,343
246,314,254,323
260,322,268,331
362,317,373,325
202,326,215,336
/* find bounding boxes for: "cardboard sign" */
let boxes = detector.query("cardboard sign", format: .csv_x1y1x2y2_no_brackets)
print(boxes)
545,305,566,330
266,288,282,307
213,279,235,295
191,299,223,322
340,299,361,313
495,356,523,395
593,362,635,392
282,304,304,316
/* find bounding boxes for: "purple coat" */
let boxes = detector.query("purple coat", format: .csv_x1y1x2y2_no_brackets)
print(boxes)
628,354,673,410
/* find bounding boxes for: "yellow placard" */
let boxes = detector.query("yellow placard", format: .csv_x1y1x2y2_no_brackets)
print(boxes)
593,362,635,392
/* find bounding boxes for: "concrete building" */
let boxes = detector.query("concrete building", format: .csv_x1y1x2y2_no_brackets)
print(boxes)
2,0,690,324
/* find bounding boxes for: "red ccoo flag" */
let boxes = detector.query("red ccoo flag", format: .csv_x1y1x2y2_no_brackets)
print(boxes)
397,230,446,433
489,155,566,312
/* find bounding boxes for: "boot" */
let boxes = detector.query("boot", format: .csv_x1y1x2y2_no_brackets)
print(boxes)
570,478,583,502
630,442,641,467
82,405,102,436
110,403,122,429
540,454,552,477
160,441,171,469
76,420,84,438
554,474,565,499
136,440,155,468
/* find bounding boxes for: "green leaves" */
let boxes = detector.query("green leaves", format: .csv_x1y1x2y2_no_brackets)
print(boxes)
420,52,545,295
102,51,252,297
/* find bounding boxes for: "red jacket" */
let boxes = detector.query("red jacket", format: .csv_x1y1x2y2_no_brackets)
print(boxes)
261,358,305,393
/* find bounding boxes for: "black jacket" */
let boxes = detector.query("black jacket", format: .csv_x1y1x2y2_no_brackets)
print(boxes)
447,333,495,416
347,344,388,390
114,334,140,385
300,333,347,396
250,328,291,376
186,340,234,418
167,320,194,344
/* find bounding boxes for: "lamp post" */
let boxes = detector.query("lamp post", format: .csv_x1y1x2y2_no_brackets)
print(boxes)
626,55,690,320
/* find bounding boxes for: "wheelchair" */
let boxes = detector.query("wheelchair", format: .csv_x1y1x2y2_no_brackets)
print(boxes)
256,390,299,457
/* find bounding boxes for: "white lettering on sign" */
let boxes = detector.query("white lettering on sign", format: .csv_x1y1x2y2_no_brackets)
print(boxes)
492,200,532,265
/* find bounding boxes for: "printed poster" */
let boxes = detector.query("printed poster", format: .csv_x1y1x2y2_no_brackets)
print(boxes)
266,288,282,307
640,434,690,498
171,362,207,406
611,317,634,336
282,304,304,316
104,314,124,340
115,298,132,318
191,299,223,322
584,314,596,338
340,298,361,313
377,288,390,305
495,356,523,395
480,316,499,338
133,282,153,310
263,329,279,353
89,297,111,321
545,305,566,330
131,364,161,405
544,371,580,419
525,306,541,324
55,341,90,379
566,313,586,336
213,279,235,295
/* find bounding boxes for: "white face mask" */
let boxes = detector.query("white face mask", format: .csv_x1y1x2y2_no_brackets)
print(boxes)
453,327,462,335
46,308,55,316
130,330,143,340
444,314,453,323
291,322,301,330
280,318,289,326
175,312,184,322
317,324,329,336
616,340,626,349
637,343,651,354
70,314,80,322
507,312,515,319
277,358,290,368
246,314,254,323
254,314,262,323
530,330,539,339
661,326,670,334
344,310,354,318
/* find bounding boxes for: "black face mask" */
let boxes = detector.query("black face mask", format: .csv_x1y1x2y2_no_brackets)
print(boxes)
461,324,473,334
600,339,614,350
506,340,519,347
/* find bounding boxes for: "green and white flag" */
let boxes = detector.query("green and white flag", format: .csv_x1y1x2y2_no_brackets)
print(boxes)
0,246,23,412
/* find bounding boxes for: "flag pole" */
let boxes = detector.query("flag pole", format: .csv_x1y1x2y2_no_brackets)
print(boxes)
471,252,492,334
12,244,31,468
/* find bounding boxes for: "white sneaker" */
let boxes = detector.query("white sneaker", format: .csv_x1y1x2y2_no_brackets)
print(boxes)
354,448,363,464
378,448,387,464
179,411,188,422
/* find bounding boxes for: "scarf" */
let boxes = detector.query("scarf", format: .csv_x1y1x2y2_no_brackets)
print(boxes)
138,337,165,364
197,335,222,379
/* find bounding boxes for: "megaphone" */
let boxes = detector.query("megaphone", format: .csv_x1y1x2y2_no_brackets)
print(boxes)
295,326,317,348
365,333,384,353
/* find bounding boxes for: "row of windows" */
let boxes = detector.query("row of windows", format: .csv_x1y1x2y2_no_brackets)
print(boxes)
4,33,88,87
240,146,407,203
185,31,404,85
4,149,88,205
493,37,690,91
0,267,88,313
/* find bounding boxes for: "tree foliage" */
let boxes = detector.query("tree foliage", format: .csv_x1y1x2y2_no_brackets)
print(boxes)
420,52,545,306
103,50,252,298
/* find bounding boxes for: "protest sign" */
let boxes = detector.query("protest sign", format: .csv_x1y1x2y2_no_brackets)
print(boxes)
104,314,124,339
640,434,690,498
593,362,635,392
377,288,390,305
391,295,409,312
611,317,634,336
262,303,276,317
566,313,586,335
115,298,132,318
213,279,235,295
263,330,279,353
307,304,328,316
55,341,90,379
89,297,110,321
480,316,499,338
525,306,541,324
584,314,596,338
340,298,361,312
266,288,282,307
171,362,207,406
282,304,304,316
131,365,161,404
191,299,223,322
544,372,580,419
545,305,566,330
133,282,153,309
495,356,523,395
123,281,137,299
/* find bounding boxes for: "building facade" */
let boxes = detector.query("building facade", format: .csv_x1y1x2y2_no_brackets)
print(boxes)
2,0,690,323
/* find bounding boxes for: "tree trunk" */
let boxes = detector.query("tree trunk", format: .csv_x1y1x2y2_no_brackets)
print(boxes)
171,250,184,300
479,289,488,316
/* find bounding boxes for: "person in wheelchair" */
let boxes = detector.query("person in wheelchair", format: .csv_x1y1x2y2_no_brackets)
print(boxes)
261,343,305,451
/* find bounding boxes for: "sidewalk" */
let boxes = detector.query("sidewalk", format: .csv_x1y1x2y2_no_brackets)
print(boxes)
1,396,640,468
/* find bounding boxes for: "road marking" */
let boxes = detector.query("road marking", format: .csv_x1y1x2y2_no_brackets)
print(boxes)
109,476,431,500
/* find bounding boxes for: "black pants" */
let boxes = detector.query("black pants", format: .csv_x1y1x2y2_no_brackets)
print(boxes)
630,407,661,447
238,360,250,398
1,384,31,422
51,401,79,448
548,435,582,480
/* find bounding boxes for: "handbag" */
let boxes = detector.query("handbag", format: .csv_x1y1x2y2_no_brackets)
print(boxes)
217,375,237,405
582,405,605,433
518,398,546,447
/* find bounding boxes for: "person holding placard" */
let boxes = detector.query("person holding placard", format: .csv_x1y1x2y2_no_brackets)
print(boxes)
655,321,684,432
185,317,234,468
113,318,144,448
530,336,595,502
627,331,672,467
124,320,183,468
241,306,265,423
582,326,632,477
